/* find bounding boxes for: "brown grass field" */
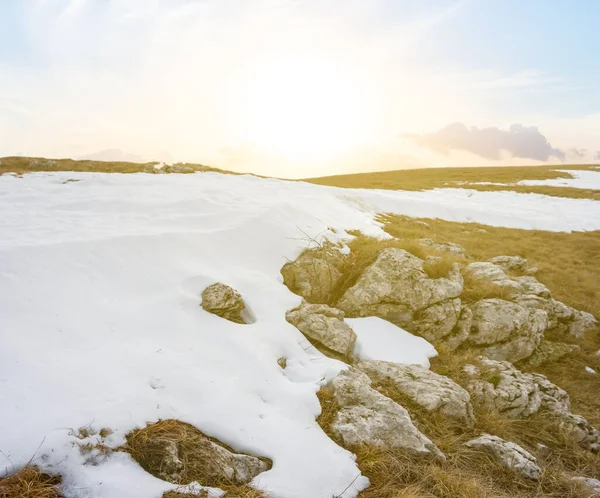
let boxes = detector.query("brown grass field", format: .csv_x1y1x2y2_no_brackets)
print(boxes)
307,163,600,200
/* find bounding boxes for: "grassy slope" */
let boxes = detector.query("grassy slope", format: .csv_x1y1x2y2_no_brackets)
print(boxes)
306,163,600,200
300,166,600,497
0,156,237,176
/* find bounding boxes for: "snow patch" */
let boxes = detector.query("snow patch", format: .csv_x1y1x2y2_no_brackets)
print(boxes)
349,317,438,368
518,169,600,190
1,171,600,497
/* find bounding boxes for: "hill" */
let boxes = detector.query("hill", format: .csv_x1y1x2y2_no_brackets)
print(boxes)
0,162,599,497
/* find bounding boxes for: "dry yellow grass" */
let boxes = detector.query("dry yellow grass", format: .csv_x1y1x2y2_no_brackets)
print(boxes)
306,163,600,200
0,466,63,498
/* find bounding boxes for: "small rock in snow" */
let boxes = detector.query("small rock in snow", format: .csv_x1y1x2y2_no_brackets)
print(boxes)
149,378,165,389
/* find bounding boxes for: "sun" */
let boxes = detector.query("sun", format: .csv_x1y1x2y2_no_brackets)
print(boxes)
238,58,372,162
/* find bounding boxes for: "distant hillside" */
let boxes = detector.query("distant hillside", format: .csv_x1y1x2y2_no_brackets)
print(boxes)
0,156,236,176
306,164,600,200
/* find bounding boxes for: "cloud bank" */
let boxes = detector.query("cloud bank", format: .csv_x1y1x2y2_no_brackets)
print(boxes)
408,123,566,162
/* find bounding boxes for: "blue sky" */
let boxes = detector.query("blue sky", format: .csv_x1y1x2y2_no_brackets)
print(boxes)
0,0,599,177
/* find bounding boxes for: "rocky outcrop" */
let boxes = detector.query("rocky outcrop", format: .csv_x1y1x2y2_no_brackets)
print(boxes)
126,420,270,486
329,368,445,461
488,255,528,272
463,358,546,418
465,434,541,480
201,283,247,324
337,248,464,344
281,248,341,303
357,360,474,426
467,299,547,362
286,303,357,357
463,358,600,452
511,294,597,339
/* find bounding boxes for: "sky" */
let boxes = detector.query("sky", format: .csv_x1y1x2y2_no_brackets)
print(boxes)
1,0,599,178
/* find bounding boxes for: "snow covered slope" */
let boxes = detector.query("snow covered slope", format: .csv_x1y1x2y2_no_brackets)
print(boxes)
1,171,599,498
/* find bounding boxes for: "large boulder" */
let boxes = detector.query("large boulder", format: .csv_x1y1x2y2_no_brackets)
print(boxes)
281,248,342,303
286,303,357,357
201,283,247,324
357,360,474,427
329,368,445,461
467,299,548,362
337,248,463,335
465,434,541,480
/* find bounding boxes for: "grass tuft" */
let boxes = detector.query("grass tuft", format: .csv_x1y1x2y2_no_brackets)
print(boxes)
0,466,63,498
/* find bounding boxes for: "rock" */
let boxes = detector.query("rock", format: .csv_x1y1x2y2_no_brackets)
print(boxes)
286,303,357,357
411,298,462,343
465,262,552,300
558,413,600,453
357,360,474,426
126,421,270,486
417,238,466,256
464,262,521,295
337,248,463,332
572,477,600,496
463,358,544,418
569,311,598,338
281,248,342,303
467,299,547,362
511,295,598,339
526,341,579,367
463,358,600,452
439,305,473,351
465,434,541,480
201,283,247,324
512,276,551,298
488,255,529,272
330,368,445,461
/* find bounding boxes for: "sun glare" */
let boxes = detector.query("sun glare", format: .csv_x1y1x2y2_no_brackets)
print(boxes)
240,59,372,161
